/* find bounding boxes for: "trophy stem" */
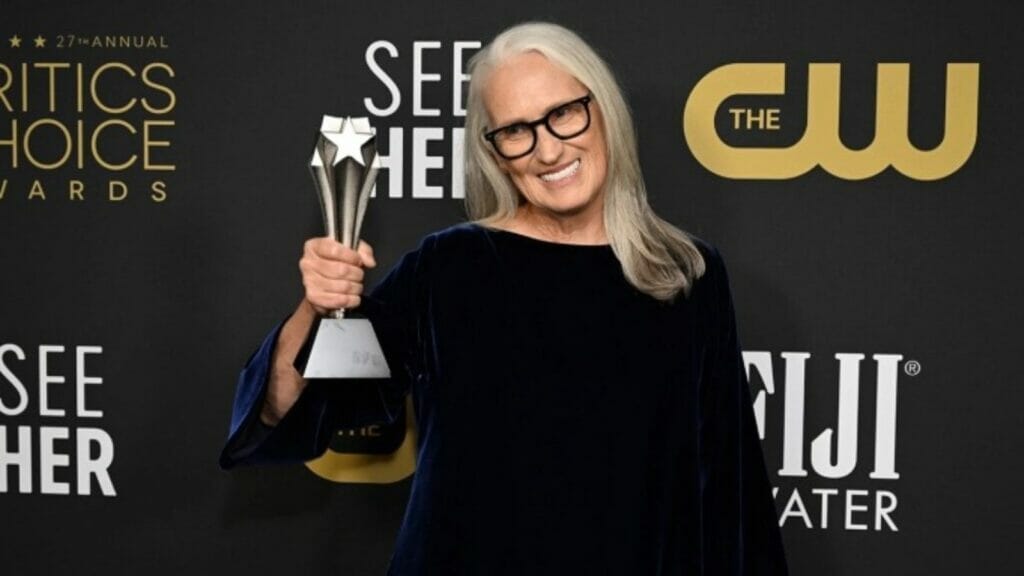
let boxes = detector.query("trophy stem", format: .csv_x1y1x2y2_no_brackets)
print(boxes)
330,309,346,320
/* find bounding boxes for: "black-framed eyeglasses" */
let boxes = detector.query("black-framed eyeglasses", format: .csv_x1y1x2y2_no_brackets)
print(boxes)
483,95,592,160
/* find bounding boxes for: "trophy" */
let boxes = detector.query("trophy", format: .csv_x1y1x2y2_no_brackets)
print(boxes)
300,116,391,380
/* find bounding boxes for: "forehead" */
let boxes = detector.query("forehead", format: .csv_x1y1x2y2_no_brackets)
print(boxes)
482,52,589,126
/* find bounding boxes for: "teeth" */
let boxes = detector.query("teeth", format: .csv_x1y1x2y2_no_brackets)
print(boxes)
540,159,580,182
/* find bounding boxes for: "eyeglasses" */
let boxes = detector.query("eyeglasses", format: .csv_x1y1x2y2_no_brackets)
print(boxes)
483,95,592,160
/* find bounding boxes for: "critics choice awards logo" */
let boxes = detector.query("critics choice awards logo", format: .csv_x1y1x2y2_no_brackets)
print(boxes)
0,32,175,204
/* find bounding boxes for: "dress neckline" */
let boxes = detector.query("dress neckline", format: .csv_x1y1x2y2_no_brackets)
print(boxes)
473,223,613,250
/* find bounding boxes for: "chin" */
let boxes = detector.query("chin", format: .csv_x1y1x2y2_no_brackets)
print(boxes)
520,182,604,219
554,200,593,216
536,195,598,217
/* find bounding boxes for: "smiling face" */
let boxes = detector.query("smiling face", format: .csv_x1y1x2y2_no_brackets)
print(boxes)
482,52,608,224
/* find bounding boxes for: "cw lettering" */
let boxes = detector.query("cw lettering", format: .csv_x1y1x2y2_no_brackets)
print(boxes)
683,63,979,181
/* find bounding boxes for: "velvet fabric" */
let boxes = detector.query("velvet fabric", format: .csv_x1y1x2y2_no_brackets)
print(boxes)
220,223,788,575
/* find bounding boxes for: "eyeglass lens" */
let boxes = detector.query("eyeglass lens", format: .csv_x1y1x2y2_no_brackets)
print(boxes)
492,99,590,159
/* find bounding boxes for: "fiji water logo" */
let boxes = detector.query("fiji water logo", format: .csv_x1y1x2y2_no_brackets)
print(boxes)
745,351,922,531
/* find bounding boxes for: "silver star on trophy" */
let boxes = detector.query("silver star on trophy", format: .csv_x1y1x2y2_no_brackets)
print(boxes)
301,115,391,380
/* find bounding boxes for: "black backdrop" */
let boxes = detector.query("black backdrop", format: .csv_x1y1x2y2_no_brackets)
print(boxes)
1,1,1021,574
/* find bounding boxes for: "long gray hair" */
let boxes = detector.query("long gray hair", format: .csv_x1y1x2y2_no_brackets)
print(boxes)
464,22,705,300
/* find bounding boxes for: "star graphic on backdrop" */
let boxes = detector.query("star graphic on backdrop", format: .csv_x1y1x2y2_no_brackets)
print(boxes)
33,35,46,48
324,119,373,166
8,35,21,48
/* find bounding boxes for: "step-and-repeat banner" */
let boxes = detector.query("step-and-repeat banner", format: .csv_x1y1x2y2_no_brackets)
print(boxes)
1,1,1020,574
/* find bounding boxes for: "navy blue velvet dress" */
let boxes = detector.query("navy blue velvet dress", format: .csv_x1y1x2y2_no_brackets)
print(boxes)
221,223,788,575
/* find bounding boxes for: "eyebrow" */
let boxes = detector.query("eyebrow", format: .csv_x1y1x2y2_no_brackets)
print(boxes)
490,95,584,129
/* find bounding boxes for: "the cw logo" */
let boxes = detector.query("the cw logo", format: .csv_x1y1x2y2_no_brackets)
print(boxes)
683,63,980,180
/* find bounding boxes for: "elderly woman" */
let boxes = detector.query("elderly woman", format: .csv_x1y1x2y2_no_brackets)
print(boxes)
222,22,788,575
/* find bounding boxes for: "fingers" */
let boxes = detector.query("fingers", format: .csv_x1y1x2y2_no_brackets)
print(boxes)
306,237,363,266
299,257,365,282
303,283,362,312
301,268,364,312
300,237,374,314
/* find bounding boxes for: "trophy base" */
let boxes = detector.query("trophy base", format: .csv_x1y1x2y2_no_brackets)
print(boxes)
300,317,392,379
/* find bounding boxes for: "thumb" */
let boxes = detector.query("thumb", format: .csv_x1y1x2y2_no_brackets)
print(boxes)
357,240,377,269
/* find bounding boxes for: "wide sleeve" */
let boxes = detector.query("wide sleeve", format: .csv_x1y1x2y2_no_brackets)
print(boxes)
218,241,428,470
698,245,789,574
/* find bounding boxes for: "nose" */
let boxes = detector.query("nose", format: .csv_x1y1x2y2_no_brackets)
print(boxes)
533,125,564,164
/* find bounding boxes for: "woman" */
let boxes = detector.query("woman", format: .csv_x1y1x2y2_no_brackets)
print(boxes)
222,22,788,575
